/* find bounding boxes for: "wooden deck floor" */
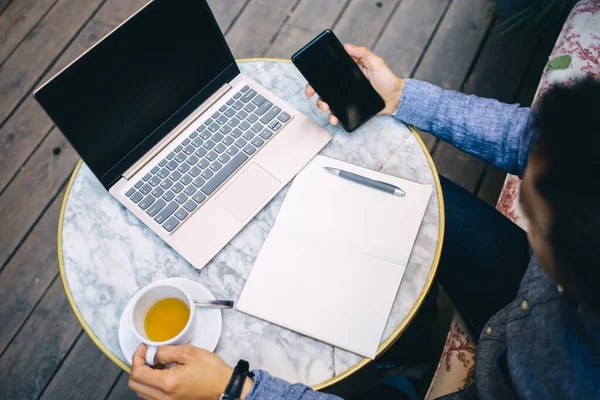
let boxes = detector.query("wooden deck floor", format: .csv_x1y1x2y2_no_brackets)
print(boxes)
0,0,562,398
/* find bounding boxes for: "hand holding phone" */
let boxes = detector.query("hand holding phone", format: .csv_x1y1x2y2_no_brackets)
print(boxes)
292,30,404,132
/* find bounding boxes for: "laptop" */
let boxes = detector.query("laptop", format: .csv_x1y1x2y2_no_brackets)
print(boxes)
34,0,332,269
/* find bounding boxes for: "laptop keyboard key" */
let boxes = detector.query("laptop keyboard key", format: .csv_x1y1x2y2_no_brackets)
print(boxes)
278,112,291,122
175,153,186,163
140,184,152,195
201,152,248,196
251,123,263,133
148,175,161,187
151,166,159,174
241,85,249,93
155,202,178,224
210,161,222,172
270,121,282,131
215,143,226,153
182,138,190,146
151,187,164,198
218,154,231,164
260,106,281,124
247,114,258,123
201,169,214,180
206,151,217,161
135,180,144,189
160,179,174,189
192,177,205,188
226,146,239,156
162,190,175,202
175,208,189,220
243,145,256,155
203,140,215,150
142,173,151,182
189,166,201,177
146,199,166,217
255,100,272,116
235,138,247,148
125,188,136,198
219,104,227,112
212,133,224,142
208,123,220,132
198,159,210,169
232,101,243,110
175,193,188,204
243,131,255,140
224,108,236,118
170,170,182,181
195,148,207,158
174,145,183,152
186,154,199,165
162,216,179,232
240,89,256,102
223,136,234,146
231,128,243,138
192,192,206,204
259,129,273,140
200,130,212,140
244,103,256,113
131,191,143,203
166,152,176,160
203,118,213,126
184,185,197,196
158,168,170,179
219,125,232,134
251,137,264,148
216,115,228,125
226,98,234,106
166,160,178,171
212,111,220,119
233,91,242,99
237,110,248,120
183,145,195,155
180,174,192,185
158,159,167,167
192,137,203,147
183,200,197,212
138,195,155,210
189,131,198,139
228,118,240,127
251,94,266,106
172,182,184,193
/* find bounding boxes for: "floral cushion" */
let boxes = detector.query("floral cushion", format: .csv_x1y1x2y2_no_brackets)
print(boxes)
496,0,600,229
428,2,600,398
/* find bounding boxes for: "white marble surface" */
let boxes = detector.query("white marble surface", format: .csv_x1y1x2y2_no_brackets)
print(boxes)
60,61,441,387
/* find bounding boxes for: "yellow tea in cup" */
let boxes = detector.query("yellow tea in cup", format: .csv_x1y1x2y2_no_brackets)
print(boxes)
144,297,191,342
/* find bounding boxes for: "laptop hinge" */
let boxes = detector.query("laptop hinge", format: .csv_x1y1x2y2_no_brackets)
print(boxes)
123,83,232,180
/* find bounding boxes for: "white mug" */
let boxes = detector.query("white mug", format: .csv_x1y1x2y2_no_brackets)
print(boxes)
130,283,196,366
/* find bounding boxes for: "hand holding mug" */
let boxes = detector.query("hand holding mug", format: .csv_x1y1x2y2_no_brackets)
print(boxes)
306,44,405,125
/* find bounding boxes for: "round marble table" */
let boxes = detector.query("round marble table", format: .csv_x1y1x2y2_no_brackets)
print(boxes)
58,59,444,390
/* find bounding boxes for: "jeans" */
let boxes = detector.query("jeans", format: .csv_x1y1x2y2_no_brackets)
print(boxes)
436,176,531,338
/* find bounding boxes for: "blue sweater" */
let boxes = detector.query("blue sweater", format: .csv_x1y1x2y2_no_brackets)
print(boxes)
246,79,600,400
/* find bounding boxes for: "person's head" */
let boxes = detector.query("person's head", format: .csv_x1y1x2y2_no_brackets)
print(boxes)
520,77,600,312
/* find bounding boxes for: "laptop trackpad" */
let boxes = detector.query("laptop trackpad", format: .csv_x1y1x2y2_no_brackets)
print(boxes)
216,163,281,222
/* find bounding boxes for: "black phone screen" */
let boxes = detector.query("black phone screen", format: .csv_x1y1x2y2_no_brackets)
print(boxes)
292,30,385,132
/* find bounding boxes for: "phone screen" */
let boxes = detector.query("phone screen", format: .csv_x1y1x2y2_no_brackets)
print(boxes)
292,30,385,132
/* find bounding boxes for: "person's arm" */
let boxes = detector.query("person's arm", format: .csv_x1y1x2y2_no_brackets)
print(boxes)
247,370,341,400
393,79,536,177
128,344,341,400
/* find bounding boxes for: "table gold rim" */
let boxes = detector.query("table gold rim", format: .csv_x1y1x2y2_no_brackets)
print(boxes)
57,58,445,388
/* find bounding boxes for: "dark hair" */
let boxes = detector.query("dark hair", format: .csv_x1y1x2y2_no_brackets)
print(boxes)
534,77,600,312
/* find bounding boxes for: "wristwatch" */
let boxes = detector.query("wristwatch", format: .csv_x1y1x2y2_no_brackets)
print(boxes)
219,360,251,400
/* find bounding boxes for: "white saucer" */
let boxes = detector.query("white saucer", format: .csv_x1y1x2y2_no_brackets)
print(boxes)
119,277,223,365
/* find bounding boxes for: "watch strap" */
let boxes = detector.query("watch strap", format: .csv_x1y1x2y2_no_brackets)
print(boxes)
220,360,250,400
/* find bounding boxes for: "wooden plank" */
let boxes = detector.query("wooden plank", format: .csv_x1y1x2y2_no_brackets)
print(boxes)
225,0,298,58
0,128,78,269
0,187,64,353
0,0,12,15
207,0,250,34
334,0,400,47
412,0,494,88
106,372,138,400
0,0,58,64
0,279,82,400
0,0,148,194
40,334,121,400
373,0,449,78
0,0,104,127
264,0,347,58
432,142,486,192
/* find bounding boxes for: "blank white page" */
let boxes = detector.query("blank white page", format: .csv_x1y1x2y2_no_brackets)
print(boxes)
237,155,432,358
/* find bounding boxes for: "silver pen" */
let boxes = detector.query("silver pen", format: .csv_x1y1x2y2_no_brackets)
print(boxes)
324,167,406,197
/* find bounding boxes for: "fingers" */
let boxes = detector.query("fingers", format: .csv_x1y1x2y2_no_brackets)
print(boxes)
132,344,148,369
128,379,163,400
329,114,339,125
130,344,168,388
305,84,315,98
344,44,383,68
316,98,330,112
155,345,192,365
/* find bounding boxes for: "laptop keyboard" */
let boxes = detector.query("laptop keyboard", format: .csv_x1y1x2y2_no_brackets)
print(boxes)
124,85,292,233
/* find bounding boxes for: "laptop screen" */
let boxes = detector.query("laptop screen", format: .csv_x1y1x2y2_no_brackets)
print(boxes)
34,0,238,188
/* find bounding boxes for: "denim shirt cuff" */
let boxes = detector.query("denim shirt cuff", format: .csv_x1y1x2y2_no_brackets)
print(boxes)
392,78,444,130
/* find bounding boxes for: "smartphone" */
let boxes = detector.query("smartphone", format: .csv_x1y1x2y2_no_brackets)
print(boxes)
291,29,385,132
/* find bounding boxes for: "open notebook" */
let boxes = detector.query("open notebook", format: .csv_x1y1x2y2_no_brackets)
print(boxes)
237,155,433,358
